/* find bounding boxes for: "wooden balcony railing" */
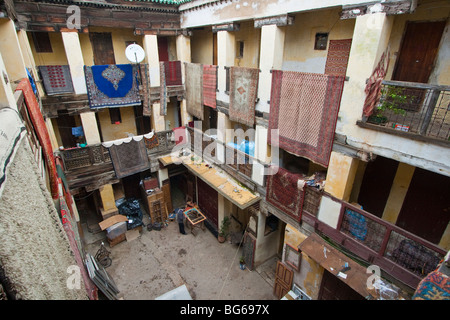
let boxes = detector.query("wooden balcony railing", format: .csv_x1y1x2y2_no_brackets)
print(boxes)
59,130,177,172
360,80,450,143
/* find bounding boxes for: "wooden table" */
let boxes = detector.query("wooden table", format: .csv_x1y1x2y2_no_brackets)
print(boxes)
183,207,206,236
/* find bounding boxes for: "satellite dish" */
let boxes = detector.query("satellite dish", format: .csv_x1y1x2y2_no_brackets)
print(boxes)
125,43,145,64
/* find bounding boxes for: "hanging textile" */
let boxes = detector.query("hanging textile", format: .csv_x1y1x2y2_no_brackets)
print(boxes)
202,64,218,109
185,62,204,120
139,63,152,116
268,70,345,167
15,78,59,199
39,65,74,95
144,131,159,150
163,60,183,86
84,64,141,109
159,61,183,116
266,166,305,222
363,48,390,117
324,39,353,77
229,66,259,127
102,134,151,179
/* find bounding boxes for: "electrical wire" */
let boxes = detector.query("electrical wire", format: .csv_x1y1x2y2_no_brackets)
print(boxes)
217,221,249,299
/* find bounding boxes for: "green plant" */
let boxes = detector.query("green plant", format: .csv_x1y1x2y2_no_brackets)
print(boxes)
377,86,409,116
240,256,245,264
219,216,231,237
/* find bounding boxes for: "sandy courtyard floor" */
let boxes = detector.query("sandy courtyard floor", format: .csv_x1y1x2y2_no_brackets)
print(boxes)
84,216,277,301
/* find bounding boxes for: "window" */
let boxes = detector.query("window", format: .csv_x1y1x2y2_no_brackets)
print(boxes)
314,33,328,50
236,41,244,58
285,244,301,271
32,32,53,53
109,108,122,124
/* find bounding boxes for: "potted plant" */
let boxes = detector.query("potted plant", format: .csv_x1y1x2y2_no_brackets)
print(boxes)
218,216,230,243
368,85,408,125
239,256,246,270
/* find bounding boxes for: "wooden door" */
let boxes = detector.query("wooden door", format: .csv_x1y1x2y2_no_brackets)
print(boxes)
273,261,293,299
318,270,364,300
396,167,450,244
393,21,446,83
197,177,218,229
89,32,116,65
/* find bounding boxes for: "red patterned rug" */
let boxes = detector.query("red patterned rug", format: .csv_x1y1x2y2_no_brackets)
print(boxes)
163,60,183,86
266,166,305,222
268,70,345,167
324,39,352,77
203,64,218,109
229,66,259,127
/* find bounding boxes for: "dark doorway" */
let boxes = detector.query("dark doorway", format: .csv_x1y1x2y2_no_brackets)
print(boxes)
56,111,78,148
396,168,450,244
318,270,365,300
357,156,398,218
158,37,169,62
90,32,116,65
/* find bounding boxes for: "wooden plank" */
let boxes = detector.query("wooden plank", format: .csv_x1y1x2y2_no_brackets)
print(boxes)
99,215,128,231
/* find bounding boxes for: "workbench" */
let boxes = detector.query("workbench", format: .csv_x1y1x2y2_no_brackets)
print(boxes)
183,207,206,236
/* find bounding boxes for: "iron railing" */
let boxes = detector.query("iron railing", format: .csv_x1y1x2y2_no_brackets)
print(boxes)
364,80,450,142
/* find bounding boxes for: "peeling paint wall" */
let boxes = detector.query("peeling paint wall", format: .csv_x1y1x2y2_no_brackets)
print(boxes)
283,9,355,73
283,224,323,299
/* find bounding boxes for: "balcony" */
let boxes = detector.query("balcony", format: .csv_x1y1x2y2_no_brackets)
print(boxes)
302,192,447,289
58,130,177,191
358,80,450,145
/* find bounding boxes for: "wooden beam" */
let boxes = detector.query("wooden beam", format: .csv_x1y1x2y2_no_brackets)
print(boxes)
254,14,295,28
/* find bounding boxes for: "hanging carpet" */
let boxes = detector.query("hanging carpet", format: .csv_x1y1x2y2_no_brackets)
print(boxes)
139,63,152,116
84,64,141,109
229,66,259,127
203,64,218,109
185,62,204,120
268,70,345,167
39,65,74,95
163,60,183,86
324,39,352,77
102,133,152,179
266,166,305,222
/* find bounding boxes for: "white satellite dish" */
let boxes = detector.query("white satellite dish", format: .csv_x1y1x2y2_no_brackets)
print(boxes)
125,43,145,64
